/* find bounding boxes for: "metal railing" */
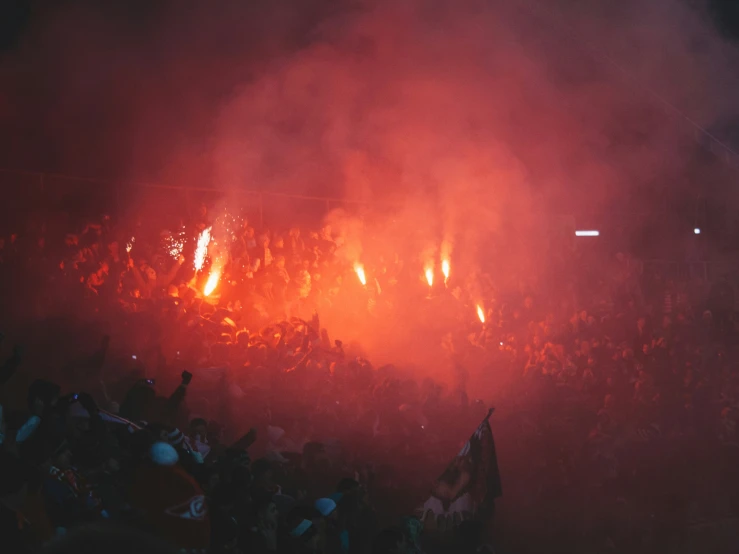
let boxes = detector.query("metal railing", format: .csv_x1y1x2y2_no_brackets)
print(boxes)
0,168,399,228
642,259,712,281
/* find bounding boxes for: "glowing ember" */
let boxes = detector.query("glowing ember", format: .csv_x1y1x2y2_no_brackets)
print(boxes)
425,267,434,287
194,227,212,271
204,269,220,296
354,263,367,286
441,259,450,284
126,237,135,253
477,304,485,324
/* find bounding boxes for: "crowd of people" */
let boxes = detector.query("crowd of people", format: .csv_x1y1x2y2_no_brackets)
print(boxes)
0,203,738,553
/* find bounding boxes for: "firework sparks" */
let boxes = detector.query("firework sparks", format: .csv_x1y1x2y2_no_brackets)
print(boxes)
163,227,186,260
168,240,184,259
214,208,244,243
194,227,212,272
126,237,135,253
441,259,450,285
354,263,367,286
204,268,221,296
477,304,486,324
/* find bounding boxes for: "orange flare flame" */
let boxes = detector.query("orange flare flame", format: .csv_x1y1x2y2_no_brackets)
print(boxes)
354,263,366,286
441,259,450,284
204,269,220,296
477,304,485,324
425,267,434,287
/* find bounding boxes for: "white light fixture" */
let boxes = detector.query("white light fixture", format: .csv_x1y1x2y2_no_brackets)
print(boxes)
694,228,701,235
575,230,600,237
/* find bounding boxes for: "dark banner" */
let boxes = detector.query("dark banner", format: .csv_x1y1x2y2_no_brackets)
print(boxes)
420,408,502,526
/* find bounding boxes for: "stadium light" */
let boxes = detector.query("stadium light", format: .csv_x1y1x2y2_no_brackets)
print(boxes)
575,230,600,237
694,228,701,235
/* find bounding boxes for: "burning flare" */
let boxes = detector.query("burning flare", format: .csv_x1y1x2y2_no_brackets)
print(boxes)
354,263,367,286
441,259,450,285
203,269,220,296
425,267,434,288
126,237,135,253
476,304,486,324
194,227,212,272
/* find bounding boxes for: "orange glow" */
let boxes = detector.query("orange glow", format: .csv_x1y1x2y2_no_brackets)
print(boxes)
476,304,485,323
354,263,367,286
203,269,220,296
425,267,434,287
441,259,450,284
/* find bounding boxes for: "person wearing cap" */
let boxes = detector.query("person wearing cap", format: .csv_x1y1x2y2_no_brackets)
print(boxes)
129,442,210,553
334,479,374,554
314,498,337,520
315,498,344,554
165,427,204,470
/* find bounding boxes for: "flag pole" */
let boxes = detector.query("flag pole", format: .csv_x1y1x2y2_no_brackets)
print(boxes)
485,407,495,421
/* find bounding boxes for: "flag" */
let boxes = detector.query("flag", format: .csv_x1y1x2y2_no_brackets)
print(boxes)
420,408,502,527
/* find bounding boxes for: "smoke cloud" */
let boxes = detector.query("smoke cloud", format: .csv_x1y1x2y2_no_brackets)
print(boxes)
2,0,739,370
2,0,739,253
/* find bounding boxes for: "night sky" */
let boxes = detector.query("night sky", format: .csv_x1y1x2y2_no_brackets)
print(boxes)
2,0,739,256
1,0,738,177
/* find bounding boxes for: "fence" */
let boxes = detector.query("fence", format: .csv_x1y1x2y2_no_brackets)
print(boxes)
642,258,739,283
642,259,712,281
0,168,398,229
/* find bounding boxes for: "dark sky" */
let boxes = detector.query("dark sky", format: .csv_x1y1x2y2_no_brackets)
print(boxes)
0,0,736,176
1,0,739,231
0,0,350,180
